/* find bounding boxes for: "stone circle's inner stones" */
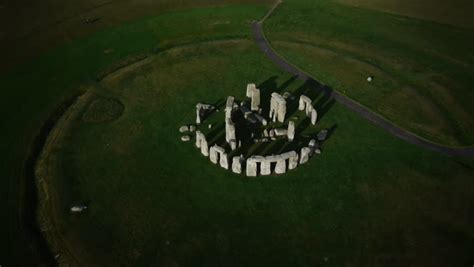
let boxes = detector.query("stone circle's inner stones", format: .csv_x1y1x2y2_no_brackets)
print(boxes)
254,113,268,126
181,135,190,142
225,118,237,150
239,104,258,124
232,156,243,174
246,83,261,111
269,92,287,123
225,96,235,119
287,121,295,141
310,109,317,125
189,125,196,132
179,125,189,133
274,128,288,136
298,95,318,125
195,103,215,124
299,147,311,164
298,95,312,114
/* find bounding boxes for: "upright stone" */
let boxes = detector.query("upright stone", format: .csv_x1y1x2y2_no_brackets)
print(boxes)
195,106,201,124
300,147,311,164
299,95,311,111
225,96,235,119
246,83,260,111
277,100,287,123
225,118,236,142
209,145,218,164
195,130,204,148
232,156,242,174
281,151,298,170
246,158,257,177
310,109,317,125
275,155,287,174
287,121,295,141
220,153,229,169
260,158,272,176
270,92,286,123
200,139,209,156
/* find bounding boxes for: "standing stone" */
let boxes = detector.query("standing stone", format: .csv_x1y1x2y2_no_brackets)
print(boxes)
232,156,242,174
287,151,299,170
220,153,229,169
229,139,237,150
195,106,201,124
195,130,204,148
189,125,196,132
246,155,264,177
298,95,311,111
275,155,287,174
246,157,257,177
300,147,311,164
200,139,209,156
260,158,272,176
225,96,235,119
209,145,218,164
179,125,189,133
277,101,287,123
287,121,295,141
310,109,317,125
269,93,286,122
246,83,260,111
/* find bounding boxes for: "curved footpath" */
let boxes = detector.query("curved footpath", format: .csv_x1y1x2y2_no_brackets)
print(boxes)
252,19,474,157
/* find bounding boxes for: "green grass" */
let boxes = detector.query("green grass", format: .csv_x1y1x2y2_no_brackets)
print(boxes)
41,39,474,266
0,4,270,265
264,0,474,146
1,0,272,70
336,0,474,28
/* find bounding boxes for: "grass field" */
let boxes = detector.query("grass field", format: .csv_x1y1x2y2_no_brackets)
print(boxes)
37,39,474,266
336,0,474,28
0,4,270,265
264,0,474,146
0,0,271,71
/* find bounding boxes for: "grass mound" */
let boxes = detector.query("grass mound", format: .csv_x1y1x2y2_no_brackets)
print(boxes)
82,97,124,123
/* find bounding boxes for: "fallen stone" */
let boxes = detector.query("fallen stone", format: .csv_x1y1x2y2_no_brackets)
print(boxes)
317,129,328,141
179,125,189,133
274,128,288,136
181,135,190,142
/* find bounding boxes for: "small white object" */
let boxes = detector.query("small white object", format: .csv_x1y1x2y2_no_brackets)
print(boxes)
208,124,213,129
367,76,373,82
71,205,87,213
179,125,189,133
181,135,190,142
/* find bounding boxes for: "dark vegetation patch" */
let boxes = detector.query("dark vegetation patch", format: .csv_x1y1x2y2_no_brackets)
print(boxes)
82,97,124,123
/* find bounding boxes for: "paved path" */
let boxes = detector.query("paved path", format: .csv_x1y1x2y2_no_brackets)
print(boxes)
252,20,474,157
